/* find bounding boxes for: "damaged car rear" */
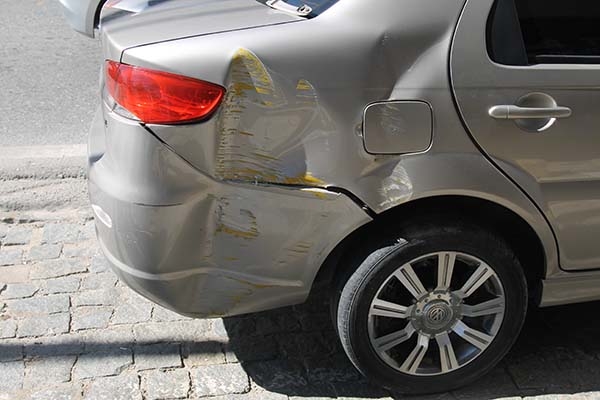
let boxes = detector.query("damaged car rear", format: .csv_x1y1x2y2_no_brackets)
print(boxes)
61,0,600,394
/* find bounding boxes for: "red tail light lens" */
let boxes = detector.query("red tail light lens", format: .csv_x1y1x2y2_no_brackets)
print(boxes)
105,60,226,124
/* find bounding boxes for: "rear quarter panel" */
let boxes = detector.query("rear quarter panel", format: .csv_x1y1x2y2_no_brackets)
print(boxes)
118,0,559,277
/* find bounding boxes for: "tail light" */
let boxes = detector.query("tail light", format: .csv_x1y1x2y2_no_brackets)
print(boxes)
104,60,226,125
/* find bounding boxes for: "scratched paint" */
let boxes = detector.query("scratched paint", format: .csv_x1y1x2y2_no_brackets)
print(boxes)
275,240,314,267
378,162,413,209
216,203,259,240
216,48,335,187
301,187,336,200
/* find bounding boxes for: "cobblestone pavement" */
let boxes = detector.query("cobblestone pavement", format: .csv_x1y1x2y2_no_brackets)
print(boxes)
1,209,600,400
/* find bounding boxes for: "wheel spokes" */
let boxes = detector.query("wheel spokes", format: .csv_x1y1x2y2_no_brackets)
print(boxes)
370,299,410,319
436,332,459,373
452,320,494,351
436,252,456,290
394,263,427,299
455,263,494,299
367,251,506,377
399,333,430,374
373,323,416,352
462,297,504,318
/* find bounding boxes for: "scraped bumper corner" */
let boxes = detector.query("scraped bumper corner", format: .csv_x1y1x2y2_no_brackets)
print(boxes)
88,109,370,318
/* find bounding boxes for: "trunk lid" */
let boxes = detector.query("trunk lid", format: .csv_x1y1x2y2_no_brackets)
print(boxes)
101,0,301,60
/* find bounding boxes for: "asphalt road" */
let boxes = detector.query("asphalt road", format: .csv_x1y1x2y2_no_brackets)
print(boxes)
0,0,101,146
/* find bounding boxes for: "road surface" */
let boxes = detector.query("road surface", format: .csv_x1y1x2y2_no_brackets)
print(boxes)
0,0,100,147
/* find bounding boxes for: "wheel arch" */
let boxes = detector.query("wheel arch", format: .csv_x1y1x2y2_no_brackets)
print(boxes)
314,194,547,304
94,0,108,32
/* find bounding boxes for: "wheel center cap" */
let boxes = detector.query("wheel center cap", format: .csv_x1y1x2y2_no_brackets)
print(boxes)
412,292,461,334
425,303,452,326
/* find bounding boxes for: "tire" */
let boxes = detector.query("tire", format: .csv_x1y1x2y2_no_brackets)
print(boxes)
334,220,527,394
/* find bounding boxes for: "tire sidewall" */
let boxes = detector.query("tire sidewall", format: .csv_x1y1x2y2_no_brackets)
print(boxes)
340,227,527,393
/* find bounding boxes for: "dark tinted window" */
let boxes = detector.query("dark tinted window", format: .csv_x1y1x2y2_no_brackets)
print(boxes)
488,0,600,65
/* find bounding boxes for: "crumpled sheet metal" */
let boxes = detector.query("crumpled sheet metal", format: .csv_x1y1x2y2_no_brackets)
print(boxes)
216,48,334,186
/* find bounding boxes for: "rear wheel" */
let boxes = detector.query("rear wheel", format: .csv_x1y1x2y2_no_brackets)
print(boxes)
335,222,527,393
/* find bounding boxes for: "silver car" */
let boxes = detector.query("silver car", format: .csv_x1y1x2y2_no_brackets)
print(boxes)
60,0,600,393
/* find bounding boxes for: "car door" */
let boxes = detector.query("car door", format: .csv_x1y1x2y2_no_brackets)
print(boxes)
451,0,600,271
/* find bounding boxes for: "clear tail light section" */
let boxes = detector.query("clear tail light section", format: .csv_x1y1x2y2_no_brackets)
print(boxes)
105,60,226,125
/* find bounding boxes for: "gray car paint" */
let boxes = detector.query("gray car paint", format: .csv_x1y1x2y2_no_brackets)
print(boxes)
59,0,104,37
82,0,600,316
100,0,301,61
452,0,600,272
89,106,369,317
362,101,433,155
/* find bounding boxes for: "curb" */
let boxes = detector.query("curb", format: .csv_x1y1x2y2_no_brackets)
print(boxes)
0,145,87,181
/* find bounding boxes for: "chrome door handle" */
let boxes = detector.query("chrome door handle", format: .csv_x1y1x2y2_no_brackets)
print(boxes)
488,105,572,120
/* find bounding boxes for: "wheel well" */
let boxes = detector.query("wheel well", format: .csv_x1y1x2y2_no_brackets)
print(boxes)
314,195,546,302
94,0,109,31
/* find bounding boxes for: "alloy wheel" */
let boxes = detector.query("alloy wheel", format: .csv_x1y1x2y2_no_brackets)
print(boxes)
367,252,505,376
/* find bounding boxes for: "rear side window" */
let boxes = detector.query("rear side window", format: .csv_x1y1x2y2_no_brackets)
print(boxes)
488,0,600,65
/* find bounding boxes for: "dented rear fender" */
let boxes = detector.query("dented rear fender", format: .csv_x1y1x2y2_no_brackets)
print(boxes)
89,106,371,317
122,0,468,196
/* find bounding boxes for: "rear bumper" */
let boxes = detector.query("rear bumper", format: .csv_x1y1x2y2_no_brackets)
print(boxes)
88,107,370,317
59,0,99,37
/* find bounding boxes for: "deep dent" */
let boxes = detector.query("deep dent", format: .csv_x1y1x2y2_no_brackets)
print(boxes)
216,48,331,187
